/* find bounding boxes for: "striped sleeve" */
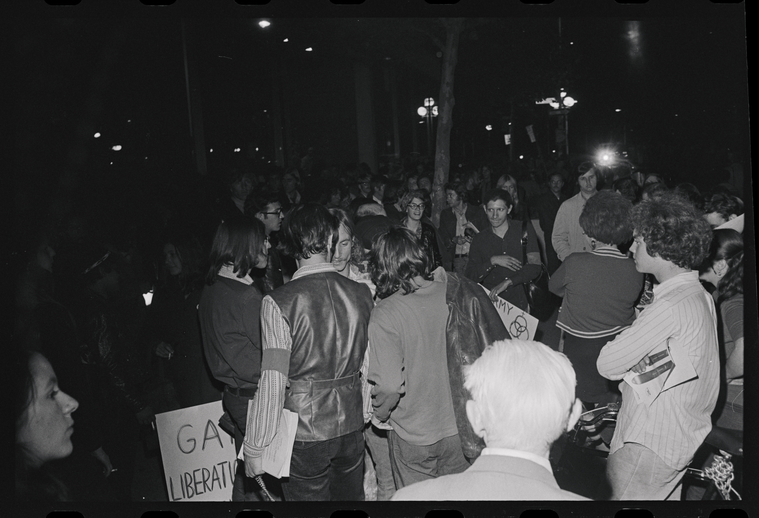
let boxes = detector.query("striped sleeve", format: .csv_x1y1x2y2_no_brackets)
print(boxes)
597,302,674,380
243,295,292,457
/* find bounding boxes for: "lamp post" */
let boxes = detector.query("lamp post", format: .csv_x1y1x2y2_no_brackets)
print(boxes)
417,97,438,157
537,90,577,157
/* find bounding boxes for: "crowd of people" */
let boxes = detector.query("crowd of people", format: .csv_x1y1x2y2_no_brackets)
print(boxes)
14,154,746,502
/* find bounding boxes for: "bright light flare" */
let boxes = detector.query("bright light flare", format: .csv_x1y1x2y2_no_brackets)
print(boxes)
259,20,271,29
595,148,617,166
485,125,493,131
305,47,313,52
111,145,122,151
417,107,428,117
94,132,101,138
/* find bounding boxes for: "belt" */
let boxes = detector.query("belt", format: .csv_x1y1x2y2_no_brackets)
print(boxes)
224,385,258,397
288,372,360,394
454,253,469,258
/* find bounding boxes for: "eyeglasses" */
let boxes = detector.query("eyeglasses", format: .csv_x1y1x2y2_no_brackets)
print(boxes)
261,208,283,216
408,203,425,210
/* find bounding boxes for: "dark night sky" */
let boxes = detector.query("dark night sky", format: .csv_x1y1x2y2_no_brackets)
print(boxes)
10,4,750,246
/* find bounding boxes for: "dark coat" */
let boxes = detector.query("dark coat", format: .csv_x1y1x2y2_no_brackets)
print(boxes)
443,272,510,461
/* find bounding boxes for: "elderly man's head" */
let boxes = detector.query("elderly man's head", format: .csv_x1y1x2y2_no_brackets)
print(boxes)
464,340,581,456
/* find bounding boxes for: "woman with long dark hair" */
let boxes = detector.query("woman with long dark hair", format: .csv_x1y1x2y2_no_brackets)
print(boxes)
148,229,222,409
198,217,276,501
699,229,744,430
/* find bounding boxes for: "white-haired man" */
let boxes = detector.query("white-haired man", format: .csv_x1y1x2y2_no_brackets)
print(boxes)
391,340,588,500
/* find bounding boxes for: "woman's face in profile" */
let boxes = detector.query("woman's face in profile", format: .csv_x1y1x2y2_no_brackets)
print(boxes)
163,244,182,276
17,354,78,467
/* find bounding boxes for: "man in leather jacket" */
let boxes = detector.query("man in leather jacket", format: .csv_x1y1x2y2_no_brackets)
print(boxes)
243,203,373,501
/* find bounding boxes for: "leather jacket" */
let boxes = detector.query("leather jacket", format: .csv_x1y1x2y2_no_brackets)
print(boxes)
443,271,510,461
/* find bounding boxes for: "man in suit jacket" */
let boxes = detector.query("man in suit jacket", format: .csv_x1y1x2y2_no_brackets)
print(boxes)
392,340,588,501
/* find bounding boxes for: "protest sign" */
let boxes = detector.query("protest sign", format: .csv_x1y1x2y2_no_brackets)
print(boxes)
155,400,237,502
481,285,539,340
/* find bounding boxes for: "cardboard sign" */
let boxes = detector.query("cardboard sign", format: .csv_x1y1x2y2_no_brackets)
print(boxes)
480,285,539,340
155,401,237,502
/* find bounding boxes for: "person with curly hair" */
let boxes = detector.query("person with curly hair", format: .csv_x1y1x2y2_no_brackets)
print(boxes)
699,229,744,430
549,191,644,408
597,192,719,500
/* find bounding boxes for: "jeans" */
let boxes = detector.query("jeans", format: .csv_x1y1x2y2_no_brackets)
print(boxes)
364,424,396,500
282,428,365,501
387,431,470,489
607,442,684,500
223,391,282,501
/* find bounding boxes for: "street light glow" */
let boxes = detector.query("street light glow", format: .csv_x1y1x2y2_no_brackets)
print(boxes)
417,107,428,117
615,108,622,112
305,47,313,52
94,132,101,138
258,20,271,29
563,96,576,107
111,145,122,151
485,125,493,131
283,38,289,42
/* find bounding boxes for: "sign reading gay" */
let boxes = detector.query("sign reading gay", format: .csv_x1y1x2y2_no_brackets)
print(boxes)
155,400,237,502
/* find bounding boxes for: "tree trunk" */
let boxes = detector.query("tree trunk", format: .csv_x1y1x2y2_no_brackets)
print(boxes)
431,18,464,228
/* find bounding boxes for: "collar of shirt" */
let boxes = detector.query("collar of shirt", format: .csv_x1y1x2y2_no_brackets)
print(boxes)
652,270,699,299
291,262,337,281
480,447,553,473
591,245,627,259
218,264,254,285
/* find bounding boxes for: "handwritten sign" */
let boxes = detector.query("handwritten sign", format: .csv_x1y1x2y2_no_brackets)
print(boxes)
155,401,237,501
480,285,538,340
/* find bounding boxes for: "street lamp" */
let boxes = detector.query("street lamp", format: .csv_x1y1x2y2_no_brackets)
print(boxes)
417,97,438,156
536,89,578,157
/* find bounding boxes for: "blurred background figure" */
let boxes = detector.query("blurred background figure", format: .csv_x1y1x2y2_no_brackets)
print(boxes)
699,229,744,431
439,180,488,274
533,172,568,275
147,229,222,410
401,190,443,271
